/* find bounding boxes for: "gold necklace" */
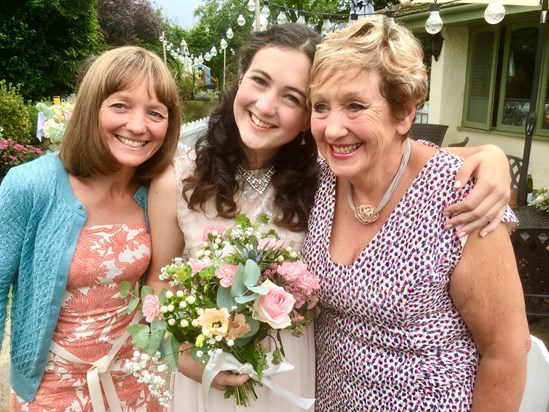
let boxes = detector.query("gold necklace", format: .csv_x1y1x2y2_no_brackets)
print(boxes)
347,139,411,224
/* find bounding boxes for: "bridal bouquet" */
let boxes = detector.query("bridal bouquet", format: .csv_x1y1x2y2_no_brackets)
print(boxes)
122,214,319,408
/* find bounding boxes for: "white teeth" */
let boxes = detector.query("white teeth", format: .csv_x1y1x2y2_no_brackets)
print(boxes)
332,144,362,154
250,113,274,128
118,136,146,148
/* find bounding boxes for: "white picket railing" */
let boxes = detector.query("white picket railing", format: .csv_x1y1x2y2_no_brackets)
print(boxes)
178,117,209,154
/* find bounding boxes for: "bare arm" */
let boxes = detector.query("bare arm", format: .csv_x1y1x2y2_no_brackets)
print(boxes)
444,144,510,237
146,164,185,294
450,224,530,411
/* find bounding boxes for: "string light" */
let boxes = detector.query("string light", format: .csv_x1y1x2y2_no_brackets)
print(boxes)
385,6,395,27
296,9,306,25
260,0,271,18
246,0,255,12
321,14,332,35
425,2,443,35
237,13,246,26
226,27,234,39
277,7,288,25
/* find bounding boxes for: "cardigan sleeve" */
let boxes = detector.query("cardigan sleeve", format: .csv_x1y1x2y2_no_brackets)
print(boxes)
0,167,33,344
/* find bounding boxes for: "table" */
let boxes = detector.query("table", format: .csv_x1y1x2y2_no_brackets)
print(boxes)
511,206,549,318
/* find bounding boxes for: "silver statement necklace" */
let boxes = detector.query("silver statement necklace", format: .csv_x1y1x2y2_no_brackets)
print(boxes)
347,138,411,224
236,165,275,194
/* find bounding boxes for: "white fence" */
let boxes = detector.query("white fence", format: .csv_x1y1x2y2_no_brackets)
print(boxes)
178,117,209,154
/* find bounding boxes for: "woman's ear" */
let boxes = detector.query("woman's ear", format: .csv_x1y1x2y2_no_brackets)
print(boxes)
397,109,417,136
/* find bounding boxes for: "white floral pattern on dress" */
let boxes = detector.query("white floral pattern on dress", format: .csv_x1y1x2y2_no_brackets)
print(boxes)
11,224,162,412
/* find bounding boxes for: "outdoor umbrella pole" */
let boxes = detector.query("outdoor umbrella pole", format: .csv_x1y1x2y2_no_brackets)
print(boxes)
518,0,548,206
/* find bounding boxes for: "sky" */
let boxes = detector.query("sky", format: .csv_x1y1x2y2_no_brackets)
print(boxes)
152,0,204,29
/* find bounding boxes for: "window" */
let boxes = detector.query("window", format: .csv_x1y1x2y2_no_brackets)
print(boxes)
463,20,548,137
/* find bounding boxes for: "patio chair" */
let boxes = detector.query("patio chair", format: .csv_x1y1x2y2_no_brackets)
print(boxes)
448,137,469,147
519,335,549,412
409,123,449,147
507,154,523,193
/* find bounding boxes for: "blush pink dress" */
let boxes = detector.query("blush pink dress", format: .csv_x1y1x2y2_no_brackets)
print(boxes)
11,224,163,412
168,154,316,412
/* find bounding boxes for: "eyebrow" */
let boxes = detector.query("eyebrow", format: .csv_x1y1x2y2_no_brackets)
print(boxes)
250,68,307,100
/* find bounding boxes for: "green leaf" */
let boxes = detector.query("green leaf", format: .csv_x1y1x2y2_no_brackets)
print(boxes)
126,324,150,349
140,285,154,299
235,293,259,304
127,297,140,314
119,281,131,298
242,260,261,288
191,345,210,364
162,335,180,370
247,285,268,295
217,285,237,310
231,263,246,297
146,330,165,355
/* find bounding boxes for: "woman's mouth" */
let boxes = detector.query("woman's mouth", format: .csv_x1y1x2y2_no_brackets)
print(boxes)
117,136,147,148
250,113,275,129
331,143,362,154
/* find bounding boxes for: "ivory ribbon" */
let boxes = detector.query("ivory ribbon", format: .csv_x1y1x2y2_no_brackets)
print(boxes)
49,311,142,412
201,348,315,411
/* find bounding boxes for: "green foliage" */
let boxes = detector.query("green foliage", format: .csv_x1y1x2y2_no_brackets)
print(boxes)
0,80,33,145
0,0,104,102
181,99,217,123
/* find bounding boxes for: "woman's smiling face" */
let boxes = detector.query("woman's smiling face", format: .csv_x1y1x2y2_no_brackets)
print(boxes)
233,46,311,168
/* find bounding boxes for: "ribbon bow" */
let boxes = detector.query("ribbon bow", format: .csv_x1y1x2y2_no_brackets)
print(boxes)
201,349,315,411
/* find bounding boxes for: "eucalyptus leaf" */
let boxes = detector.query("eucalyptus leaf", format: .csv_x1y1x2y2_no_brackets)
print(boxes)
162,335,180,370
119,281,131,298
217,285,237,310
235,293,259,304
140,285,154,299
191,345,210,364
231,263,246,297
247,285,268,295
146,329,165,355
126,324,150,349
127,297,140,314
243,260,261,287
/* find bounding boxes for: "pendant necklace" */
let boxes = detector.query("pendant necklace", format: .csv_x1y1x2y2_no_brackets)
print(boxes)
347,138,411,224
236,165,275,194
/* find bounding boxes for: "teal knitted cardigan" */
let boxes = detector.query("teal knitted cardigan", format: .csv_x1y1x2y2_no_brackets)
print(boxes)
0,153,148,402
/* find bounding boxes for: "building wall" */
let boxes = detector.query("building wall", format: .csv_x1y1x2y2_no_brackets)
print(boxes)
428,26,549,188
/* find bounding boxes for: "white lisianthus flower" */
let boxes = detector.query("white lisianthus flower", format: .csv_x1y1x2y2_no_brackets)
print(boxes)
165,290,174,299
176,290,184,298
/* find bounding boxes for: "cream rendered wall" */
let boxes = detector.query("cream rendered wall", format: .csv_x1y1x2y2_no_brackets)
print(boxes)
428,26,549,188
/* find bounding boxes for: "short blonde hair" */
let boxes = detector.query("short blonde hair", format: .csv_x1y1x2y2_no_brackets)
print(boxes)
309,15,428,122
60,46,181,183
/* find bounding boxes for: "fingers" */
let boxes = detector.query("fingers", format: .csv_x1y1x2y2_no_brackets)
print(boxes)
211,371,250,391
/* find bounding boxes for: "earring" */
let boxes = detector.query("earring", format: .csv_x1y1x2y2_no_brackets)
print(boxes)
300,132,307,146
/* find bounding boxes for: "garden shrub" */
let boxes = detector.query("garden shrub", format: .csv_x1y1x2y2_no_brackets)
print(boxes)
0,80,33,145
182,99,218,124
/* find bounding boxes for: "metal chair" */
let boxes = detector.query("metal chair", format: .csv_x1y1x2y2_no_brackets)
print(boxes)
409,123,449,147
507,154,523,193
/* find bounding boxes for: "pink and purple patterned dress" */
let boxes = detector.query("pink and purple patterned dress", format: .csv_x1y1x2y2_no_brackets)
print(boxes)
303,150,516,411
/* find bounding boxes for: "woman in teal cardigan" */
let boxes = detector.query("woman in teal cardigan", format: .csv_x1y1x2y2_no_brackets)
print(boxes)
0,46,180,411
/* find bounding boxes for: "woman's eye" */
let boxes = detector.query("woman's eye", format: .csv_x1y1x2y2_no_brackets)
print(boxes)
149,111,166,120
312,103,328,113
347,102,366,112
251,76,267,86
110,103,127,110
285,94,300,104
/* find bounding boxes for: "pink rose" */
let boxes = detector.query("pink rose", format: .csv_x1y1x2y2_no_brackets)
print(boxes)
253,279,295,329
142,294,161,323
258,237,284,252
188,256,212,275
215,263,237,287
202,225,225,241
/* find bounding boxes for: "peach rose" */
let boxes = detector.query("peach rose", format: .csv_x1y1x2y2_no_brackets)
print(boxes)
252,279,295,329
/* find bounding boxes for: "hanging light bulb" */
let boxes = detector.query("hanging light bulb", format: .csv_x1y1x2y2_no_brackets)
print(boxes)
386,6,395,27
425,2,443,35
277,7,288,25
237,13,246,27
210,46,218,57
296,10,306,25
260,0,270,18
220,38,228,50
484,0,506,25
321,14,332,35
204,52,211,62
246,0,255,12
226,27,234,39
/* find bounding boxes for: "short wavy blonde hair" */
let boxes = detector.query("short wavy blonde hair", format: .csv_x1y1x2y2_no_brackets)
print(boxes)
60,46,181,183
309,15,428,122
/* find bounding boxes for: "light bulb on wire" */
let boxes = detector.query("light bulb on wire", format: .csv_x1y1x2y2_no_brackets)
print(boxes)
484,0,506,25
260,0,270,18
425,2,443,35
226,27,234,39
296,10,306,25
246,0,255,12
237,13,246,26
277,7,288,25
386,6,395,27
321,14,332,35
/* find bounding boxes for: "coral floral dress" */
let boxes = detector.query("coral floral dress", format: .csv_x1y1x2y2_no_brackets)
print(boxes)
11,224,163,412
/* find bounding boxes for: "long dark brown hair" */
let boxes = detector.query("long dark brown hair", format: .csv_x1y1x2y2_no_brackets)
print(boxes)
183,24,321,232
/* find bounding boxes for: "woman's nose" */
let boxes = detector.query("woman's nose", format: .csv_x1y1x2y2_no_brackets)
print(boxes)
255,92,278,117
125,110,147,135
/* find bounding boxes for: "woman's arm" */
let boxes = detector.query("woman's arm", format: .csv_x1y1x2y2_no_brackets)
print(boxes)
450,224,530,412
146,164,185,293
444,144,510,238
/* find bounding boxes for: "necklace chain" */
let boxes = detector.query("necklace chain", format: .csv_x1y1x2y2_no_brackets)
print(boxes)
236,165,275,194
347,139,411,224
